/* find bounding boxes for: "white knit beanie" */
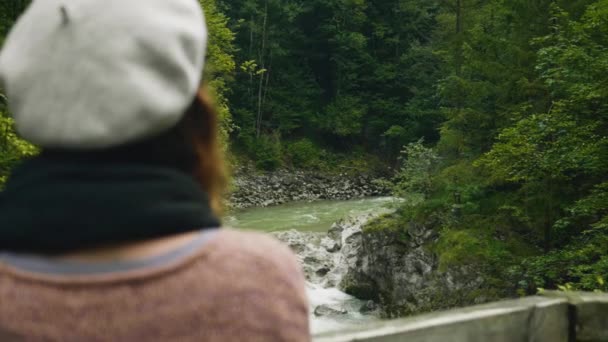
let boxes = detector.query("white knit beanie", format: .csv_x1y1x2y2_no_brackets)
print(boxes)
0,0,207,149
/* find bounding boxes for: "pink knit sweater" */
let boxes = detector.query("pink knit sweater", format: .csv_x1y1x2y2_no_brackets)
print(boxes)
0,229,310,341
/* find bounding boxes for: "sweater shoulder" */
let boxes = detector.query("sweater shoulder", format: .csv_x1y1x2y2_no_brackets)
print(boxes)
209,228,304,280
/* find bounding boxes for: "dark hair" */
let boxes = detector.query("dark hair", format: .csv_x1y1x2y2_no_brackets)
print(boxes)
179,86,227,214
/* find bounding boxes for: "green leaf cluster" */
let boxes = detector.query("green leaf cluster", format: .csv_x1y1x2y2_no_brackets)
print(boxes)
0,97,37,186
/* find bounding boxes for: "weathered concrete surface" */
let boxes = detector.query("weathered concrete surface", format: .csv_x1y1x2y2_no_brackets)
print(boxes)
314,296,569,342
541,291,608,342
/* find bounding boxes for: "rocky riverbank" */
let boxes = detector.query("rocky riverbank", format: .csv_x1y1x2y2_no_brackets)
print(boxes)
273,213,486,319
229,166,484,319
229,168,389,209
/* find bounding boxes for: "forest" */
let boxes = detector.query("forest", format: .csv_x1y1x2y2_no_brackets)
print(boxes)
1,0,607,309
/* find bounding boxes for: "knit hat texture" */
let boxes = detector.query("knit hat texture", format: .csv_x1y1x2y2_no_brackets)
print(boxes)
0,0,207,149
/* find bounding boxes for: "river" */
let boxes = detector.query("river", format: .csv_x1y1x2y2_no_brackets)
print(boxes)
226,197,397,335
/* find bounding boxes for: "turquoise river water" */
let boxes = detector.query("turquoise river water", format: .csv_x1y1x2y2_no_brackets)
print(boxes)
225,197,398,232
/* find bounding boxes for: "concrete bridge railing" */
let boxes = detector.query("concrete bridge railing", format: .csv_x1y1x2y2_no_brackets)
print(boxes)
314,292,608,342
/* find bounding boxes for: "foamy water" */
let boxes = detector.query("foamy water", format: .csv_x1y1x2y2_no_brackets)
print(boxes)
228,197,399,334
307,282,380,334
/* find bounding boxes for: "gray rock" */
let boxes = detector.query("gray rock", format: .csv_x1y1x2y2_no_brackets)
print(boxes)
272,229,337,284
339,219,485,317
341,272,379,301
315,266,331,277
321,237,340,253
314,305,348,317
360,300,378,314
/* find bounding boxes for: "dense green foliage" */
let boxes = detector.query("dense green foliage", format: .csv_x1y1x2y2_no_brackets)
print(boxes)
381,0,608,298
199,0,237,147
0,0,36,185
221,0,443,168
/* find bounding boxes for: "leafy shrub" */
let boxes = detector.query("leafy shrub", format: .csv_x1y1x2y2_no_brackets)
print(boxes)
436,229,502,271
285,139,325,169
250,133,282,171
392,139,439,198
0,104,38,186
319,96,365,137
518,234,608,294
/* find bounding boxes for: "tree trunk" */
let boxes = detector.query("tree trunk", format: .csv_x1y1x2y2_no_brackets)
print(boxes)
249,15,254,57
256,0,268,138
456,0,463,33
256,73,265,138
262,52,272,111
249,15,254,103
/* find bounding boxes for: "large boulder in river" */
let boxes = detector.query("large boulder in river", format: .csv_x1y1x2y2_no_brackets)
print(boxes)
273,229,310,254
340,271,378,301
272,213,387,289
322,214,377,288
273,229,338,285
338,218,486,318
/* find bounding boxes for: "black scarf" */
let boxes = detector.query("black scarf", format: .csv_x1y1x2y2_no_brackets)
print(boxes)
0,153,220,253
